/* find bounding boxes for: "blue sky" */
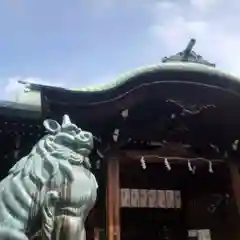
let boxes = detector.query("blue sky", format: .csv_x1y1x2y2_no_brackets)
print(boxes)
1,0,240,99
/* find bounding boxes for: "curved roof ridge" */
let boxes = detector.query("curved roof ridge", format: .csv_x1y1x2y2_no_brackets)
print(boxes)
70,62,240,93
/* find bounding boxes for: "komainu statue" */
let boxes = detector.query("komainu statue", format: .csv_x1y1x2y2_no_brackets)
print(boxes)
0,115,98,240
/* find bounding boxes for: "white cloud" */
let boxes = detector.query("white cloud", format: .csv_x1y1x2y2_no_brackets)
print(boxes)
4,76,24,99
149,0,240,76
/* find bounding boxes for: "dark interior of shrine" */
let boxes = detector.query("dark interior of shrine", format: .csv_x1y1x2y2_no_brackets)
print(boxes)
120,160,235,240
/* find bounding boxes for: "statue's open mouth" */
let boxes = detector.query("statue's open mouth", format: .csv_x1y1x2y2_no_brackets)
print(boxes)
58,206,82,217
76,146,92,154
76,142,93,155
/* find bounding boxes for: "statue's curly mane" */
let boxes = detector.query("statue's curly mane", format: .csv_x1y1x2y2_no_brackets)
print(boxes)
11,136,92,190
9,115,93,190
10,135,77,185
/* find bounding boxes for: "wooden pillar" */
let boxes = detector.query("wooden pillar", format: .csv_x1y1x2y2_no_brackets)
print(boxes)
106,158,120,240
228,160,240,239
228,160,240,214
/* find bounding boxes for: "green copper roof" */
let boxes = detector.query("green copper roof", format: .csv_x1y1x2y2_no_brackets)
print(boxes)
70,62,240,92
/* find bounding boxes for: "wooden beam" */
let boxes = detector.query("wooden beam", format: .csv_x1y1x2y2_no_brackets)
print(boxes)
120,143,202,161
106,158,120,240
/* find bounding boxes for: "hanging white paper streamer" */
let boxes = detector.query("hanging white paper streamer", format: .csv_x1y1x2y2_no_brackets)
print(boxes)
232,140,239,151
140,156,146,169
113,128,119,142
164,158,171,171
188,160,193,172
121,109,129,118
208,161,213,173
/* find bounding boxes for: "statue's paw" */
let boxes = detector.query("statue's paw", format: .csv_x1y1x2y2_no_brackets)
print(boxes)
47,190,59,202
42,190,59,219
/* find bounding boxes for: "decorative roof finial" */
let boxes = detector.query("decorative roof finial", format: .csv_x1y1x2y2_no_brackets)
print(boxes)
162,38,215,67
182,38,196,61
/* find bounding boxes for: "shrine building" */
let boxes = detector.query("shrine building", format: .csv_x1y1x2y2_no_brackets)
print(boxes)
1,39,240,240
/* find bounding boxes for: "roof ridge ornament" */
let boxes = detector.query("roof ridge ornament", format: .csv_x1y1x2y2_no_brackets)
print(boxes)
162,38,215,67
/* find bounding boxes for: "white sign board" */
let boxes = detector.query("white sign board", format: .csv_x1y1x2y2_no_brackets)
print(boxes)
120,188,181,209
188,230,198,238
188,229,211,240
198,229,211,240
147,190,157,208
139,189,148,207
174,190,182,208
157,190,166,208
120,188,130,207
130,189,140,207
165,190,175,208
